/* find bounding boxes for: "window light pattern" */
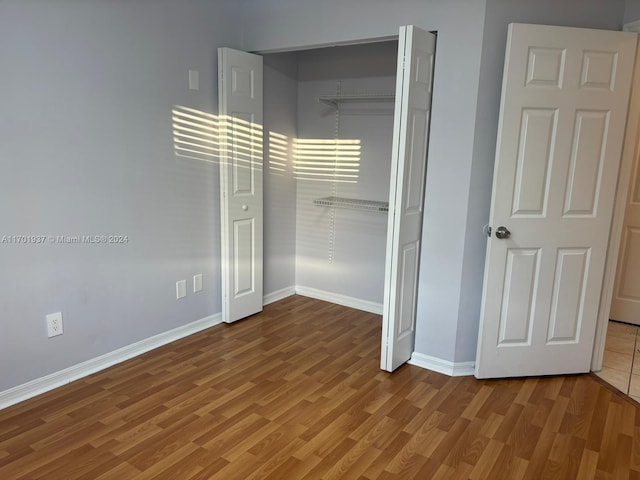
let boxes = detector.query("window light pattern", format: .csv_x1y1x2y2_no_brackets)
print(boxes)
293,138,361,183
268,131,289,174
172,106,263,169
172,106,361,183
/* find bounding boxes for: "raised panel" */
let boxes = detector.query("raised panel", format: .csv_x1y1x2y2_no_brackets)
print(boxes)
415,50,434,93
563,110,610,217
512,109,557,217
580,51,617,91
498,249,540,346
526,47,565,88
405,110,428,213
617,228,640,301
233,218,254,297
397,241,419,339
547,248,590,344
230,114,256,196
232,66,254,98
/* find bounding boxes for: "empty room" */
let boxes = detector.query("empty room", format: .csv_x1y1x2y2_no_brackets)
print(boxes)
3,0,640,478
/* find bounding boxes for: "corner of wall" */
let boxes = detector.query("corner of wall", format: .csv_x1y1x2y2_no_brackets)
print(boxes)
455,0,493,364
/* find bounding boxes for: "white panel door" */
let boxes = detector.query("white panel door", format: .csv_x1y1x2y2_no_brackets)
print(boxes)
218,47,264,324
476,24,636,378
381,26,436,372
611,142,640,325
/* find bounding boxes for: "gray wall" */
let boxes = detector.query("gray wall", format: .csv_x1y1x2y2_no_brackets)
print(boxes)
295,42,397,303
263,53,298,295
625,0,640,23
0,0,243,391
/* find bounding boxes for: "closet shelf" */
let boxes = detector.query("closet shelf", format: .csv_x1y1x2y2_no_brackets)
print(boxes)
313,196,389,213
317,93,395,108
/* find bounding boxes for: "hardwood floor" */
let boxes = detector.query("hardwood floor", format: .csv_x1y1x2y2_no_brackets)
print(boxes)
1,295,639,479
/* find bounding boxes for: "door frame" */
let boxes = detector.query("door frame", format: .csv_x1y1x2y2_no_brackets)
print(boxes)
592,34,640,371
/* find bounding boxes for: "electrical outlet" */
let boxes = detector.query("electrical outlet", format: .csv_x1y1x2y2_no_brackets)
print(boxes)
46,312,63,338
176,280,187,299
193,274,203,293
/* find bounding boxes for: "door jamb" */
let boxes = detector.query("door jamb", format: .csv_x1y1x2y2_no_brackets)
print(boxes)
592,33,640,371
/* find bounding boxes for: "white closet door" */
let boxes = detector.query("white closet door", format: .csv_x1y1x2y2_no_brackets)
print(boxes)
381,26,436,372
218,47,264,323
475,24,636,378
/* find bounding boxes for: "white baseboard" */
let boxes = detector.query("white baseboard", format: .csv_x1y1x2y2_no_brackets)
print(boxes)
263,286,296,306
294,285,383,315
0,313,222,411
409,352,475,377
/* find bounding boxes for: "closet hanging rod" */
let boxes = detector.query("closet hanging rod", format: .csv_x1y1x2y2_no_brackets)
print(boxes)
317,93,396,108
313,196,389,213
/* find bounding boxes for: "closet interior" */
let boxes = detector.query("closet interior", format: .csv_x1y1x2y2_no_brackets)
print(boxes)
264,40,399,307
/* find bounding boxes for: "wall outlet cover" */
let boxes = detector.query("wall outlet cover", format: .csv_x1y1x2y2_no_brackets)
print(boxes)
46,312,63,338
176,280,187,299
188,70,199,91
193,274,203,293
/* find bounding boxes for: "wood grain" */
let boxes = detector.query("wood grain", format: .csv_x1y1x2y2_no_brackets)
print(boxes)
0,294,639,479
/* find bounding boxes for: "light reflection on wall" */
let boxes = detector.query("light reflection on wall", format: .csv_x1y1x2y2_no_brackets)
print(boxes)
172,106,263,169
223,115,264,174
172,106,221,163
172,106,360,183
293,138,361,183
268,131,289,174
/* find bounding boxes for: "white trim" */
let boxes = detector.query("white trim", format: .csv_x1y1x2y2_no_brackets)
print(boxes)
0,313,222,411
624,20,640,33
408,352,475,377
263,286,296,306
592,35,640,372
294,285,383,315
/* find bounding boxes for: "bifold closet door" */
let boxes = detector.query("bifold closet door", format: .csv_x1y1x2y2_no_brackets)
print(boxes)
218,47,264,324
381,26,436,372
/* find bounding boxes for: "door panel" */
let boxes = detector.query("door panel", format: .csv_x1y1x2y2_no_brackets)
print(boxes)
512,109,556,217
398,241,420,336
611,93,640,324
563,110,609,216
476,24,636,378
233,218,255,296
619,229,640,300
547,248,589,343
581,51,618,89
381,25,436,372
498,248,539,346
218,48,264,324
405,111,429,212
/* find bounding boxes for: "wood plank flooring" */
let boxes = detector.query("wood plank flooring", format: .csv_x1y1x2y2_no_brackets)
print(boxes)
1,295,640,479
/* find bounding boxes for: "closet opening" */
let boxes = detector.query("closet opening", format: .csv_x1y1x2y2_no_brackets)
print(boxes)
266,40,399,308
261,28,436,372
